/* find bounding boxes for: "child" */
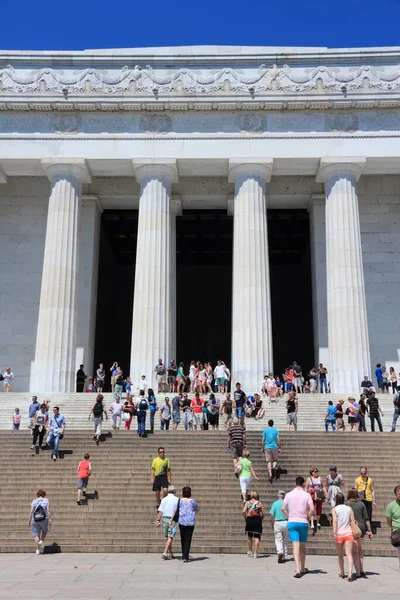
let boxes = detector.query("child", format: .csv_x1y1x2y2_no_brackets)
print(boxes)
77,453,91,505
86,377,94,392
12,408,21,430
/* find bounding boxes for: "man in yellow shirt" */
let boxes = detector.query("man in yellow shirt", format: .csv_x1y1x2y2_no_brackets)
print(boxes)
151,447,171,508
354,466,376,522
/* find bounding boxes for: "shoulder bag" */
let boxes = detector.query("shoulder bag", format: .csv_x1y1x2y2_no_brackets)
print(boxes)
351,516,362,539
391,529,400,547
358,477,368,501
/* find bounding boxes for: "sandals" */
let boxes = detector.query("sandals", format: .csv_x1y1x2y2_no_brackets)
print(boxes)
301,569,309,575
293,572,302,578
338,574,345,579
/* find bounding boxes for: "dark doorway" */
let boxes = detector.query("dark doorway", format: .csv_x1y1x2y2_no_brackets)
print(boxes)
93,210,137,384
176,210,233,368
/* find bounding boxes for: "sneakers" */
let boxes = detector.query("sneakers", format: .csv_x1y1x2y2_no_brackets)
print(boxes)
52,455,57,462
269,476,273,484
30,445,35,450
77,500,82,505
247,551,253,557
253,553,258,559
278,553,284,563
82,489,87,497
38,541,44,554
35,549,40,555
161,553,169,560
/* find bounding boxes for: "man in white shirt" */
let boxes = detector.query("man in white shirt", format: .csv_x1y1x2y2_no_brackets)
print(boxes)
137,375,148,393
214,361,227,393
3,367,14,392
156,485,179,560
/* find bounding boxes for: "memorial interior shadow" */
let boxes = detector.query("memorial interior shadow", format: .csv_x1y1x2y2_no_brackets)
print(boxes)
93,208,314,385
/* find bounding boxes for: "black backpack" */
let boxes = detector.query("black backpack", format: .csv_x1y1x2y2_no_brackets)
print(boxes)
33,504,47,522
139,399,148,411
116,376,124,386
93,402,103,417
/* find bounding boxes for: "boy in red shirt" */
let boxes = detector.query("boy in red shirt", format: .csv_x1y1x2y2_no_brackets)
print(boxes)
77,453,91,505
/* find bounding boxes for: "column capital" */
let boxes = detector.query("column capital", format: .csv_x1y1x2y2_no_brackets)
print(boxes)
132,159,178,183
171,195,182,216
316,157,366,183
41,158,92,184
0,165,7,184
228,158,273,183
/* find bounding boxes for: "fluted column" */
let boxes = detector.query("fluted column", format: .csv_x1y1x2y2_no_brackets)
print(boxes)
130,160,178,388
229,159,273,393
169,196,181,363
317,157,370,393
30,159,91,392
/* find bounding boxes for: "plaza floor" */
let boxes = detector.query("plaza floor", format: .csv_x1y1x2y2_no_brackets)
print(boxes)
0,553,399,599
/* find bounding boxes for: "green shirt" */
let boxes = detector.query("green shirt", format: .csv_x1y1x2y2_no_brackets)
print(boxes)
240,457,252,479
269,498,287,522
385,499,400,531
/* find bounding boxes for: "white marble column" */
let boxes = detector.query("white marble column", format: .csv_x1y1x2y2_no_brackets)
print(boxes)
229,158,273,394
130,160,178,388
169,196,181,363
317,158,370,393
30,159,91,392
76,195,102,378
308,194,329,367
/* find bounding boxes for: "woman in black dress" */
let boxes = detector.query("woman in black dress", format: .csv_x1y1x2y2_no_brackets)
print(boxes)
242,490,265,558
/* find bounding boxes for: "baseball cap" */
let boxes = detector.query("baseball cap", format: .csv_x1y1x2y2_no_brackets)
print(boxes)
168,485,176,493
278,490,285,497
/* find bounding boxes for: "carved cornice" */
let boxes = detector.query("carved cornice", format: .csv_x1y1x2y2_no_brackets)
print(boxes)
1,63,400,112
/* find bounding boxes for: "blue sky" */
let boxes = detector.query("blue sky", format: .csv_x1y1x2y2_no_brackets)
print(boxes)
1,0,400,50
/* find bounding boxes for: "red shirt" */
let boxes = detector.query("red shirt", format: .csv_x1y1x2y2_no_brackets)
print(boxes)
191,397,204,413
78,459,91,478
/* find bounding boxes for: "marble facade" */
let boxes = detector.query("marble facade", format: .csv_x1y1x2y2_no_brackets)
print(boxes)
1,45,400,393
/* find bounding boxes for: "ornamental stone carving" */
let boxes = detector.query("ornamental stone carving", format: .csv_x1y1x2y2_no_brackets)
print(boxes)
236,113,265,133
50,113,82,134
1,63,400,98
139,114,172,133
325,113,360,132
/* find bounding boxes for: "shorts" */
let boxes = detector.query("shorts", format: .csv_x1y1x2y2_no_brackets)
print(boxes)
348,417,357,424
293,377,302,388
335,534,354,544
265,448,279,463
287,522,309,543
163,516,177,538
216,377,225,385
168,376,175,384
235,406,244,418
287,413,297,425
153,474,168,492
77,477,88,490
172,411,180,425
224,412,233,424
336,418,345,429
239,476,251,494
31,519,48,537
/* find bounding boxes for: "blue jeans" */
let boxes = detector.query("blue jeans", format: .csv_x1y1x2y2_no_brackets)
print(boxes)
320,379,328,393
284,382,292,393
357,413,367,432
370,413,383,432
325,420,336,432
149,410,156,432
137,411,146,435
47,430,60,457
391,409,400,432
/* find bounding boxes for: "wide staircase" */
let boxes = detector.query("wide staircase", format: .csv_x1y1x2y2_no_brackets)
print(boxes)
0,391,398,431
0,428,398,556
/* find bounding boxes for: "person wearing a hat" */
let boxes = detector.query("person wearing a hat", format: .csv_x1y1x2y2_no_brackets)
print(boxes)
156,485,179,560
335,398,346,431
3,366,14,392
269,490,288,563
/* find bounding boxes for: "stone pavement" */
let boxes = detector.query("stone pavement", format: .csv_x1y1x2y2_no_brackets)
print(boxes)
0,553,399,599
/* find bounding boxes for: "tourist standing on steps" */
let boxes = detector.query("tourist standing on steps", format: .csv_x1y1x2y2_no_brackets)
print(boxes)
168,360,178,393
109,395,123,431
214,360,227,394
114,368,124,399
122,396,135,431
318,363,328,393
190,392,204,430
220,393,233,429
151,447,171,508
110,361,119,392
269,490,289,564
171,393,181,430
366,391,384,432
3,366,14,392
156,484,179,560
261,419,281,484
148,388,157,433
335,398,346,431
326,466,345,508
391,389,400,432
76,364,86,392
346,489,373,578
286,391,298,432
208,393,220,430
385,484,400,568
95,363,105,392
154,358,167,393
292,361,302,394
46,406,66,461
243,490,265,559
28,396,40,429
233,382,247,426
89,393,108,444
12,407,21,430
29,489,51,555
282,476,315,578
325,400,337,432
160,397,172,430
235,449,259,503
77,453,91,505
305,467,327,534
137,390,149,437
332,493,359,581
173,486,199,563
354,467,376,523
31,403,48,450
